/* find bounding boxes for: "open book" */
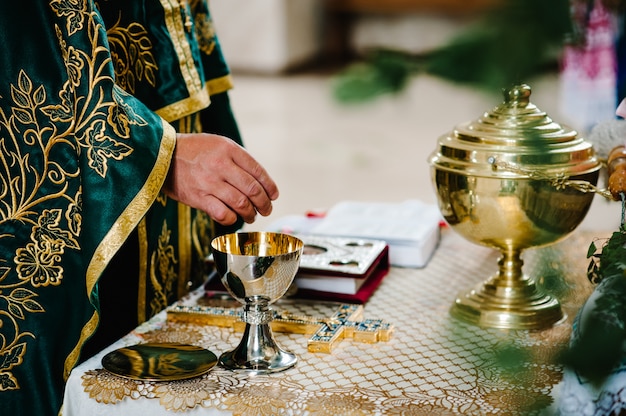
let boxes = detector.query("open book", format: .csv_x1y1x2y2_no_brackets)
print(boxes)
294,235,389,294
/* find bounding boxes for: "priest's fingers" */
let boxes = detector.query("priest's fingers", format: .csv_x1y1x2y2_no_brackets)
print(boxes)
222,163,277,219
229,147,279,204
163,133,279,225
200,141,277,222
197,178,265,224
202,194,244,226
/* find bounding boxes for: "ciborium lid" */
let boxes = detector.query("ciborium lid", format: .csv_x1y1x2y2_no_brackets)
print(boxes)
430,84,600,178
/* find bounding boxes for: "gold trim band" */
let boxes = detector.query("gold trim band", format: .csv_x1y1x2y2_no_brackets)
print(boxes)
155,85,211,123
207,74,234,96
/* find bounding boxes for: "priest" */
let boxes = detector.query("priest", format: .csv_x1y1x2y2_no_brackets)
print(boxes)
0,1,278,414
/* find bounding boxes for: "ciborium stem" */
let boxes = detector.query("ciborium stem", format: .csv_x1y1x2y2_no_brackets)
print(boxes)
499,248,523,282
450,247,563,330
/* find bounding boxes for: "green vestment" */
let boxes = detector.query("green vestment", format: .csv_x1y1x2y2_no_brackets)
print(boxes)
0,1,242,414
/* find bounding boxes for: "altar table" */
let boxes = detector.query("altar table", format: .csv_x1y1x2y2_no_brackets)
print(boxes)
61,228,600,415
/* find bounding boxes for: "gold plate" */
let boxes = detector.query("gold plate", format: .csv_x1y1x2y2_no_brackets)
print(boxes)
101,342,217,381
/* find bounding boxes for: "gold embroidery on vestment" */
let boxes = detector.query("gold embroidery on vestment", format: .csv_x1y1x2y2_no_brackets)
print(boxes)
50,0,88,36
174,114,194,298
154,74,234,122
159,0,202,95
105,18,159,94
64,313,99,380
0,3,164,387
192,11,216,55
149,221,179,316
207,74,234,96
154,84,211,122
138,218,148,323
74,119,176,377
192,211,213,264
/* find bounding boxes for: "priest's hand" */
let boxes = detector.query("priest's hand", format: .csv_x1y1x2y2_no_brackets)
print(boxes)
608,145,626,201
163,133,279,225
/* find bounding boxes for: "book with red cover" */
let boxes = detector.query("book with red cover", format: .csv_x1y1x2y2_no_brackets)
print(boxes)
293,243,389,304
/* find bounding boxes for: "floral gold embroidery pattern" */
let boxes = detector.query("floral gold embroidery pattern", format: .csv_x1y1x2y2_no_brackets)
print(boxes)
192,11,216,56
105,17,159,94
51,0,88,36
15,209,79,288
191,210,213,264
0,3,142,390
149,221,179,317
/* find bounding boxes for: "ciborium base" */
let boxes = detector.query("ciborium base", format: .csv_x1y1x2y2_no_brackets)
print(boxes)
450,274,564,330
450,250,564,330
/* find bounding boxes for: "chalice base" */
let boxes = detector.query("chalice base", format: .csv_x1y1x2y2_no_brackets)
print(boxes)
219,322,297,374
450,277,564,330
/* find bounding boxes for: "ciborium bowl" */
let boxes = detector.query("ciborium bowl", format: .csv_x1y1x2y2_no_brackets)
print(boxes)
211,232,303,373
429,84,601,330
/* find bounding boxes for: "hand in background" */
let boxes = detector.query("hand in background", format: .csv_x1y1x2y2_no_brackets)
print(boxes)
163,133,279,225
608,145,626,201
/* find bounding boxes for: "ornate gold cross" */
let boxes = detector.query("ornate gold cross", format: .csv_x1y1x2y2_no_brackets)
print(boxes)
167,297,393,353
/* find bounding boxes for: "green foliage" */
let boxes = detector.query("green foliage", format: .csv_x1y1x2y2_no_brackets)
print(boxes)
558,224,626,384
332,50,416,103
559,273,626,385
587,226,626,284
426,0,571,90
534,246,574,301
333,0,573,102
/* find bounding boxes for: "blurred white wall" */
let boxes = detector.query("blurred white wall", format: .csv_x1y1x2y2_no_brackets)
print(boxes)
210,0,323,73
351,13,472,56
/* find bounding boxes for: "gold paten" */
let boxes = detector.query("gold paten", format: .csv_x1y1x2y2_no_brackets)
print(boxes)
429,84,601,330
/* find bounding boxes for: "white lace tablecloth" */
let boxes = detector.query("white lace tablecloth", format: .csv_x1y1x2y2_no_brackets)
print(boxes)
62,228,600,415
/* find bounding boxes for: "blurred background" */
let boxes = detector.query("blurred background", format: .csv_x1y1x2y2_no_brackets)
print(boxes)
210,0,624,233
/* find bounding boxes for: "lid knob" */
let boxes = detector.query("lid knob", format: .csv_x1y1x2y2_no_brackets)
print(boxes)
504,84,531,107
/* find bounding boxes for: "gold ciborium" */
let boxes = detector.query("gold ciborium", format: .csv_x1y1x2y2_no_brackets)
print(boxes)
211,232,303,373
429,84,601,330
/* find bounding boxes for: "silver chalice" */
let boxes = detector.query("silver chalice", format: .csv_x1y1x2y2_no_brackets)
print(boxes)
429,84,601,330
210,231,303,373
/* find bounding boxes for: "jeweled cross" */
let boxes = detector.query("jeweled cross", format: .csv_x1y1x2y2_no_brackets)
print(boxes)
167,299,393,353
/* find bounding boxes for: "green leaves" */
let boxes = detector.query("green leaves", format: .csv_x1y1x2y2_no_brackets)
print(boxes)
587,226,626,285
332,50,415,103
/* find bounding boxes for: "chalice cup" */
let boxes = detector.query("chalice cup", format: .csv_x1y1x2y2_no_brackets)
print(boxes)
211,232,303,373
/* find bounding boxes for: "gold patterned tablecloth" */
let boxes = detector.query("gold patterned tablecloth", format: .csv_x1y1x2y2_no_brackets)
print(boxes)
62,228,601,415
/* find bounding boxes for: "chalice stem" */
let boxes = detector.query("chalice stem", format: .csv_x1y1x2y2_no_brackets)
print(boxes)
219,301,298,373
239,320,281,360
